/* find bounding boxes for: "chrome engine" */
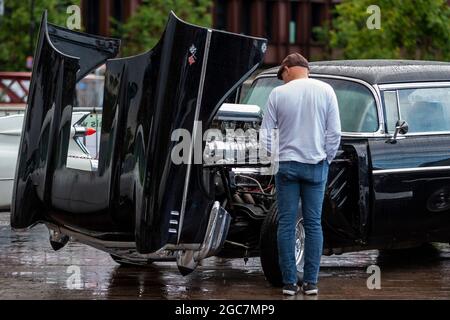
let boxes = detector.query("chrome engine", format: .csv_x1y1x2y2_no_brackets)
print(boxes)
205,103,263,165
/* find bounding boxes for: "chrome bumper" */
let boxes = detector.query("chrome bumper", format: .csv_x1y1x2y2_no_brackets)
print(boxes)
176,201,231,275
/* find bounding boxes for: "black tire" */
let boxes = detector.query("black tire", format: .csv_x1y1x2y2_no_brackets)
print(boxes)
260,204,304,287
260,205,283,287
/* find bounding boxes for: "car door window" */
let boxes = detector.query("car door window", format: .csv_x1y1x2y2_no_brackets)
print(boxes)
399,88,450,133
383,87,450,133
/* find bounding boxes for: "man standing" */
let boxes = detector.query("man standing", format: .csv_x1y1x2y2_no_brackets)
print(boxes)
261,53,341,296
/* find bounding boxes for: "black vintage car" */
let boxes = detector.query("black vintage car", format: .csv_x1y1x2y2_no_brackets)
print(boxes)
11,12,450,286
238,61,450,284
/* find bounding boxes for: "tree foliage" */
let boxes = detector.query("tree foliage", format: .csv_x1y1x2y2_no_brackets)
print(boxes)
0,0,80,71
115,0,212,57
328,0,450,60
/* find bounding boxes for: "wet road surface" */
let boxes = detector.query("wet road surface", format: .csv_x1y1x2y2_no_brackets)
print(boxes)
1,212,450,300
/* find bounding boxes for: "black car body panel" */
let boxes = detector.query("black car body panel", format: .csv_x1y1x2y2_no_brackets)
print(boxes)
369,135,450,240
11,11,267,255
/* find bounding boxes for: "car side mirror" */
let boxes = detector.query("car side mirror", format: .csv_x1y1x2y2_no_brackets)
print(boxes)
386,120,409,144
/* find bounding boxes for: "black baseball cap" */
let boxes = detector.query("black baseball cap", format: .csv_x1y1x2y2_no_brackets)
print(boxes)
277,53,310,80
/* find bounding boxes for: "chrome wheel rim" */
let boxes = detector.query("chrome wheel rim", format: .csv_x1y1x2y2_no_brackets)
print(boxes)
295,217,305,272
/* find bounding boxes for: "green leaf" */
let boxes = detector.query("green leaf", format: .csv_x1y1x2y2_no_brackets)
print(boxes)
329,0,450,60
0,0,81,71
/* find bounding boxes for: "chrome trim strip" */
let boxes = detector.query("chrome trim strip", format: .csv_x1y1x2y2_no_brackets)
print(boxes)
373,166,450,175
375,191,413,200
0,178,13,182
378,82,450,90
372,83,384,132
404,131,450,136
179,29,212,243
396,90,402,120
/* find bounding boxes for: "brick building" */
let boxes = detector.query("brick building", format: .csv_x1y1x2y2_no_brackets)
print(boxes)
81,0,340,65
213,0,340,64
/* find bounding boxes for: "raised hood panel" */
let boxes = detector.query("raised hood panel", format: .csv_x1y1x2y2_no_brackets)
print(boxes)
11,11,267,254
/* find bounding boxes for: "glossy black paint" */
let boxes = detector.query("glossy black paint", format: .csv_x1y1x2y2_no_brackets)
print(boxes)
316,134,450,252
323,123,450,251
322,141,372,249
369,135,450,242
11,11,267,254
12,12,120,231
325,123,450,249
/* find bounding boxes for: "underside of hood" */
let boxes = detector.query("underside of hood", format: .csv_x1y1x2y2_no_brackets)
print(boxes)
11,10,267,254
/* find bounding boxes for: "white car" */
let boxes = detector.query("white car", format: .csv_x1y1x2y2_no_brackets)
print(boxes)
0,112,96,210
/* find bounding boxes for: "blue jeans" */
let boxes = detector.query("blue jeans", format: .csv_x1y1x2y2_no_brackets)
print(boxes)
275,160,329,285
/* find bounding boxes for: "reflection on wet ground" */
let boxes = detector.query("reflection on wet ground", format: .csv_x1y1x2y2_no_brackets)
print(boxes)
1,212,450,299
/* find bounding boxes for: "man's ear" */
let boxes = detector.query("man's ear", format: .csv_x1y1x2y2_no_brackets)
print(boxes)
284,66,289,79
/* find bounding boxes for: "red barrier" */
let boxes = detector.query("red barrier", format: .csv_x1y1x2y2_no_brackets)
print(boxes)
0,72,31,106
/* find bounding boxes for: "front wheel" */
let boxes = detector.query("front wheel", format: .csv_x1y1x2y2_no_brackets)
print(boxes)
259,205,305,287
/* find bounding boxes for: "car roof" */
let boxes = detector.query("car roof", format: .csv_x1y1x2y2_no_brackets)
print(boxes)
260,60,450,85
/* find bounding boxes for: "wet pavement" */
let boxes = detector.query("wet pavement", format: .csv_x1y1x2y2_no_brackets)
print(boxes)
1,212,450,300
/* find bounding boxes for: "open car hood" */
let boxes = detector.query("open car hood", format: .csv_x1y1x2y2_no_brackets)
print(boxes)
11,11,267,254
